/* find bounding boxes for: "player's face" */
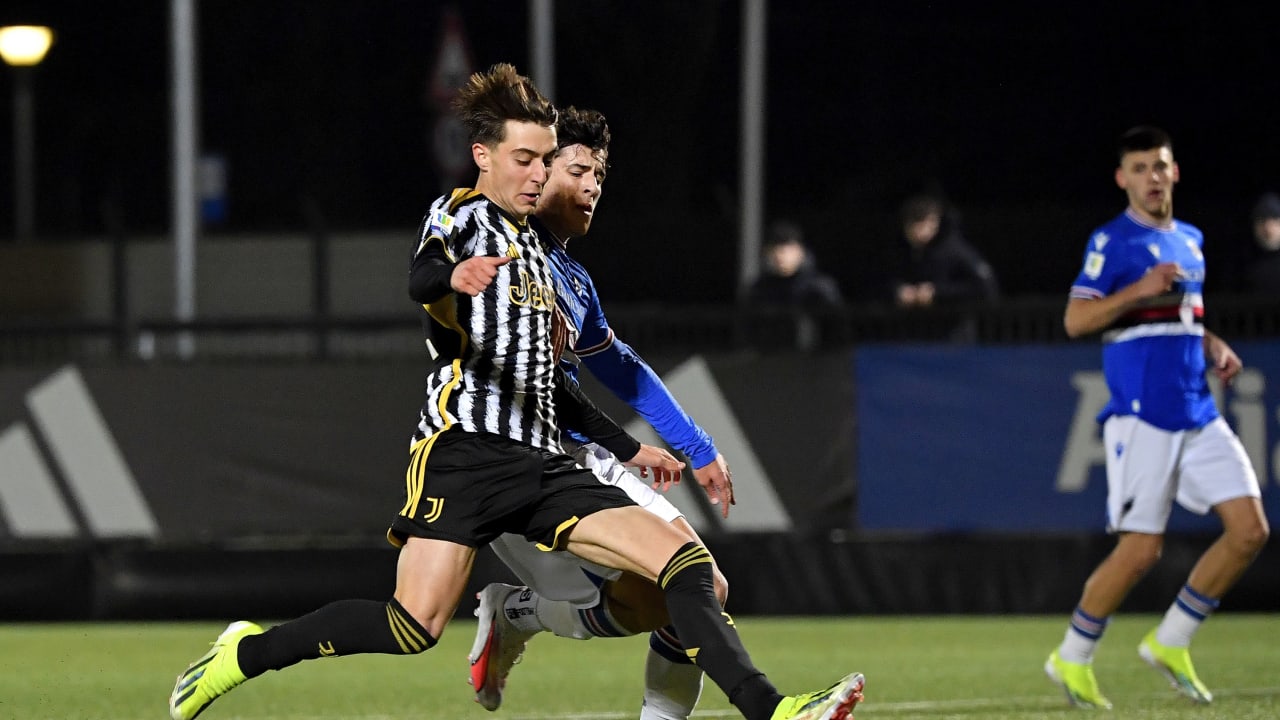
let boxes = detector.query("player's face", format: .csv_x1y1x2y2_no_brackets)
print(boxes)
535,144,606,239
1115,146,1179,223
473,120,557,219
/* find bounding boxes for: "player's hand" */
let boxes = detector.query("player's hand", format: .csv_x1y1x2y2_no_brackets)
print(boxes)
1205,333,1242,384
1133,262,1182,299
451,256,510,296
550,306,570,361
624,444,685,491
693,453,735,519
916,282,936,306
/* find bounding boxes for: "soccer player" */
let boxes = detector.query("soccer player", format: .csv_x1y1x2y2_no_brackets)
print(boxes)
467,107,735,720
1044,126,1270,708
167,63,864,720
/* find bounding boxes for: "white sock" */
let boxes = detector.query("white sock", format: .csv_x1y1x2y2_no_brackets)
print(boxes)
639,646,704,720
1154,584,1219,648
1058,606,1108,664
502,589,601,640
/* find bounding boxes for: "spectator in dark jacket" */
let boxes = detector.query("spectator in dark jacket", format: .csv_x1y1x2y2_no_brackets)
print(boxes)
746,220,844,310
889,193,999,307
1243,192,1280,296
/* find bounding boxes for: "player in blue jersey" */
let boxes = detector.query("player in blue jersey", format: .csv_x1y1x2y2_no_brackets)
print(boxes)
1044,126,1270,709
467,107,750,720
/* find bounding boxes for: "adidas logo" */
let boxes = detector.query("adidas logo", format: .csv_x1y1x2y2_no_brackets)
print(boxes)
0,365,158,540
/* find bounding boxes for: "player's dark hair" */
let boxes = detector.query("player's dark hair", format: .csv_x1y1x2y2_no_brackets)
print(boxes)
452,63,557,147
555,106,611,170
1118,126,1173,162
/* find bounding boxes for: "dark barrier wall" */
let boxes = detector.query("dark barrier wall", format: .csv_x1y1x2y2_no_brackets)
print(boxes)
0,357,854,543
857,342,1280,532
1,352,1277,618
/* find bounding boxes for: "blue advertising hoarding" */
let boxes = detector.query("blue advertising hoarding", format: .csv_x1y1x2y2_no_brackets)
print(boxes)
855,341,1280,532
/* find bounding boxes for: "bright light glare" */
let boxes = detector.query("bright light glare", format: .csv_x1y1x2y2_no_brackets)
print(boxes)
0,26,54,67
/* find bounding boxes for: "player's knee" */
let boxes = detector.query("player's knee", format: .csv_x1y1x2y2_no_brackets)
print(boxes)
604,574,670,633
387,599,439,654
657,543,715,597
1227,519,1270,557
1115,534,1163,574
711,565,729,607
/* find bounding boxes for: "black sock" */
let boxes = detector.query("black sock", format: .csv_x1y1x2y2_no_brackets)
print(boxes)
237,598,435,679
658,543,783,720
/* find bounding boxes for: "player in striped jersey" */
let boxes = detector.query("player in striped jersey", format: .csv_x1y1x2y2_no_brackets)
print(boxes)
1044,126,1269,709
469,107,735,720
169,64,863,720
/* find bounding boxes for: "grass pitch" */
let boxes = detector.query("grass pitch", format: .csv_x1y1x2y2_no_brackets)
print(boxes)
1,614,1276,719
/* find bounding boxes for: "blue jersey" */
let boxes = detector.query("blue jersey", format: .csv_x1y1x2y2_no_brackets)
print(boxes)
535,218,719,468
1069,208,1217,431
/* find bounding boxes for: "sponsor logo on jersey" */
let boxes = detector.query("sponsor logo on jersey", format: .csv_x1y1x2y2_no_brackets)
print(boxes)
1084,252,1106,279
428,210,455,239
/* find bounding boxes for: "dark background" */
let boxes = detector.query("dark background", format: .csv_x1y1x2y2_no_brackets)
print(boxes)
2,0,1279,303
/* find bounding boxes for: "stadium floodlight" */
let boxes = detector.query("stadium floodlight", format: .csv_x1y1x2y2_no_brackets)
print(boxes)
0,25,53,66
0,25,54,241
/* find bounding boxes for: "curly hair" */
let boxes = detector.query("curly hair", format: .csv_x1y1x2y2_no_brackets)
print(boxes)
554,106,611,170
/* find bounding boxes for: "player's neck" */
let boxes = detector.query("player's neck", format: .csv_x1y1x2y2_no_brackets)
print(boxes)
1127,205,1174,229
536,217,574,249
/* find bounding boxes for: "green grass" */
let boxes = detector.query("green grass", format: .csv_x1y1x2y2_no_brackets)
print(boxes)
1,614,1276,719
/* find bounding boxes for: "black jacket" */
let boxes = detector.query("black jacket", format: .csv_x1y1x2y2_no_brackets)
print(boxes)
887,227,999,304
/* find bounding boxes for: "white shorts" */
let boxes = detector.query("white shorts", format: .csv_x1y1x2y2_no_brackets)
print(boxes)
1102,415,1261,534
489,441,684,607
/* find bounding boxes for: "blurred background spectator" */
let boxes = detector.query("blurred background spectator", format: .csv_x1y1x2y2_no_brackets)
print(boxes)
745,220,844,311
885,190,999,308
1244,192,1280,296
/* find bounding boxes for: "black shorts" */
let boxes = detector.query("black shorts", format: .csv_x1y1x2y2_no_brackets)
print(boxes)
387,429,636,549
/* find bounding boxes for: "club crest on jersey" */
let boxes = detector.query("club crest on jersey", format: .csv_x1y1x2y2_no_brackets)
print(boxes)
1148,244,1161,259
1093,232,1109,250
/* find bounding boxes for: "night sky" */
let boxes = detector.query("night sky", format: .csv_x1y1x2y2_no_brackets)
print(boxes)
3,1,1280,302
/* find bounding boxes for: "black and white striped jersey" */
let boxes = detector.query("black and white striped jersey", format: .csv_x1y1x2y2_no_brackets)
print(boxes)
410,189,562,451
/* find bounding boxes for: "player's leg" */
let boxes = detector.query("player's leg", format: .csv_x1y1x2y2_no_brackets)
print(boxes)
469,533,609,710
564,504,861,720
627,517,727,720
1138,418,1268,702
547,443,729,718
1046,415,1175,709
169,537,466,720
169,428,510,720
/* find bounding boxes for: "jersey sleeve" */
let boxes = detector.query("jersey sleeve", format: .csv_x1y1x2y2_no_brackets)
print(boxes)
570,265,720,469
579,334,719,469
408,209,459,303
1069,229,1122,300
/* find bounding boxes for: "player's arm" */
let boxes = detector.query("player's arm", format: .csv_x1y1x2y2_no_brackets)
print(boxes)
578,335,718,466
409,238,510,302
553,367,684,486
551,368,668,461
1204,330,1242,383
579,334,734,514
1064,262,1182,337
